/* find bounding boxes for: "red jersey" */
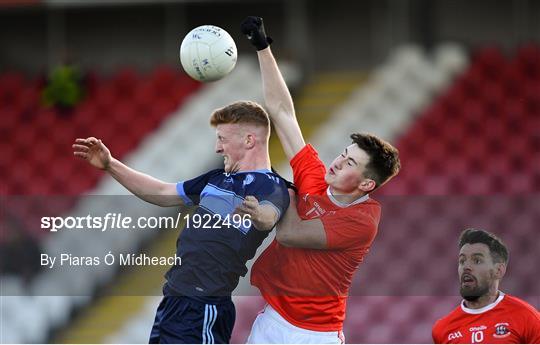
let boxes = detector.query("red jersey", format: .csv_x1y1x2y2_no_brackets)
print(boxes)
432,293,540,344
251,144,381,331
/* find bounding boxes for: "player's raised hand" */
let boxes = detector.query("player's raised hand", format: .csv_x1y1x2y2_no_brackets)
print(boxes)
73,137,112,170
235,195,280,231
240,16,273,51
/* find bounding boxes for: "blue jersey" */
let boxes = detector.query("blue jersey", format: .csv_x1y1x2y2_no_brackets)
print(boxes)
166,168,289,298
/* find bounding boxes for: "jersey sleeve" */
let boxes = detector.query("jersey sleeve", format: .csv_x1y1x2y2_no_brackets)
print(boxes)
176,169,222,206
249,174,290,226
523,307,540,343
290,144,328,195
321,206,380,250
432,320,443,344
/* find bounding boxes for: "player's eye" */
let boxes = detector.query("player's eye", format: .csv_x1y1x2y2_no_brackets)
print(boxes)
341,153,346,158
473,258,482,264
347,161,353,166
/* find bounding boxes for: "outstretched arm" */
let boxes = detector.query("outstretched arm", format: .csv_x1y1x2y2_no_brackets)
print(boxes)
275,190,327,249
241,16,306,161
73,137,183,207
258,48,306,160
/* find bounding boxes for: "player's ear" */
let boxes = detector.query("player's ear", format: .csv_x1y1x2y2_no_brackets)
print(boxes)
494,262,506,280
358,178,376,193
245,133,256,149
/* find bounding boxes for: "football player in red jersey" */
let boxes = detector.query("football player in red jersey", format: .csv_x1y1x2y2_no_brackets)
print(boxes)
432,229,540,344
240,17,401,343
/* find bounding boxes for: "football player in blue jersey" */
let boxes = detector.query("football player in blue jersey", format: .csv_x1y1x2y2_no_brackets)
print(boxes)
73,100,290,343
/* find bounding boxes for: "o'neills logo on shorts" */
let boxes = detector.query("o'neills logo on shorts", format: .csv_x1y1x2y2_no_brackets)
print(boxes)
493,322,511,338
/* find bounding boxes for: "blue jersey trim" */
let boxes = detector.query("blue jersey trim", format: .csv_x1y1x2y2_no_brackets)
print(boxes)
229,169,272,174
204,183,245,201
199,184,250,234
176,182,194,206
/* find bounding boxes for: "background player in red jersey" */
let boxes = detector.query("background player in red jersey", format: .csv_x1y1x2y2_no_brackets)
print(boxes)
432,229,540,344
240,17,401,343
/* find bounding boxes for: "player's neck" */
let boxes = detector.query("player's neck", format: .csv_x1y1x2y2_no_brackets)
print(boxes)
464,289,500,310
235,152,271,172
328,186,367,205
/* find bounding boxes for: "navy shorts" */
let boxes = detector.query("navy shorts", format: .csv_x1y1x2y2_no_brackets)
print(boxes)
149,291,235,344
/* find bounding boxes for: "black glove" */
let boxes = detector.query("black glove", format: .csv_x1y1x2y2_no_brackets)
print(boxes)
240,16,273,51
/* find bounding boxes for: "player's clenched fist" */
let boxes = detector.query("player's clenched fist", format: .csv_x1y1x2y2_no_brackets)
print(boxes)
72,137,112,170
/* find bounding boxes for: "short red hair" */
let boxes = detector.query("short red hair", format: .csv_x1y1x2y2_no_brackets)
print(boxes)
210,101,270,129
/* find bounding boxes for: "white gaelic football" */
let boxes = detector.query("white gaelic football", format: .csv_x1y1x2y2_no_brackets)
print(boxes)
180,25,237,82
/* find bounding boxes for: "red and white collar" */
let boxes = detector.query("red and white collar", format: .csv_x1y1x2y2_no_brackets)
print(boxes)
326,187,369,208
461,291,505,314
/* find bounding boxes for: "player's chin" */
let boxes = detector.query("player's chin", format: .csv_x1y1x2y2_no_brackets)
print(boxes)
324,173,333,185
325,174,345,191
460,283,476,291
460,285,480,299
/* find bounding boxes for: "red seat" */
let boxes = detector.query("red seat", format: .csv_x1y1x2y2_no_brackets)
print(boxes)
5,65,202,200
111,67,139,99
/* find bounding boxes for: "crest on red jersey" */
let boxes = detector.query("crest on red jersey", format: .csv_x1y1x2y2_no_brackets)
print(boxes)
493,322,511,338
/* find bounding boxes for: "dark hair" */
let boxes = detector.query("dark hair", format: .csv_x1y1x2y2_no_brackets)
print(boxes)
210,100,270,129
350,133,400,188
459,228,509,264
